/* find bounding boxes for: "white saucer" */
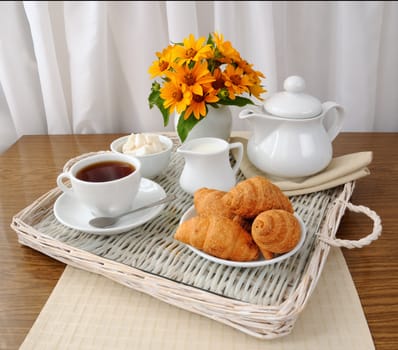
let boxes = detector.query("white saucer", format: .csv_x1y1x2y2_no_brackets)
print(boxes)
54,178,167,235
179,206,307,268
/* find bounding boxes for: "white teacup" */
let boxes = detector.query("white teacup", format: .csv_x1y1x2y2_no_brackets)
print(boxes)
57,153,142,217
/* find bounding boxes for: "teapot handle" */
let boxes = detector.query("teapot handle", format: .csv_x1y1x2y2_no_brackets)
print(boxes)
322,101,345,141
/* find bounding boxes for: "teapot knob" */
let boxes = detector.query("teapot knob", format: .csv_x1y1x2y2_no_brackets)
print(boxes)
284,76,306,93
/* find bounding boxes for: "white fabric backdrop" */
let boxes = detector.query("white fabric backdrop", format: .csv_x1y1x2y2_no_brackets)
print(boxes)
1,1,397,153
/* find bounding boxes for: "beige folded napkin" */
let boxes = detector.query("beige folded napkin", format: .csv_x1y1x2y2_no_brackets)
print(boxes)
230,136,372,196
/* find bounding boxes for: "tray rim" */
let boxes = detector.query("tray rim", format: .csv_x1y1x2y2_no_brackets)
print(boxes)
10,179,357,339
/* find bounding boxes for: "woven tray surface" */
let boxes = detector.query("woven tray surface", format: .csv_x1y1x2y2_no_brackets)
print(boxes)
21,140,344,308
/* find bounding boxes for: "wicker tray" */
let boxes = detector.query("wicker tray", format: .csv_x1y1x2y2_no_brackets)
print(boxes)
11,145,382,339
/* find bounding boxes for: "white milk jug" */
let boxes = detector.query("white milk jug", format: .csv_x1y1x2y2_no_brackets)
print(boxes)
177,137,243,194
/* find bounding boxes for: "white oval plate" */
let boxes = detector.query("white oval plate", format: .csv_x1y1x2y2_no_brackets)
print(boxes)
179,206,307,268
54,178,166,235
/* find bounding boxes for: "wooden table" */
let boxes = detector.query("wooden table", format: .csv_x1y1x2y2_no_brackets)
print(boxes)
0,133,397,349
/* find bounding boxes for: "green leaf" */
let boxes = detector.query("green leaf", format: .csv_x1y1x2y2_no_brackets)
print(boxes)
217,96,255,107
177,112,201,143
148,85,170,126
148,86,160,109
160,106,170,127
206,33,214,46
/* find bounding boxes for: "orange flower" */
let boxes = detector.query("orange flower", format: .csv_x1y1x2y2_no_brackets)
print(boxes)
247,73,267,100
223,64,252,100
184,87,220,120
248,83,267,100
169,60,215,96
211,68,226,91
213,32,240,63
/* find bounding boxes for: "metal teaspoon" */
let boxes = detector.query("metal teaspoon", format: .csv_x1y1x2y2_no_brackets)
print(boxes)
88,193,176,228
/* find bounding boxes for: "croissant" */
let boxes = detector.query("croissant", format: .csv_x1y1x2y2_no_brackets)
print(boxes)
251,209,301,256
222,176,294,218
174,215,260,262
194,187,245,226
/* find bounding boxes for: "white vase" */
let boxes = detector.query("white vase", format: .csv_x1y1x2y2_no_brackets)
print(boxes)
174,105,233,143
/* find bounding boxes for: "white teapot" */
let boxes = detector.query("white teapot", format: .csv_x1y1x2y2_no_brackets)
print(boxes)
239,75,344,178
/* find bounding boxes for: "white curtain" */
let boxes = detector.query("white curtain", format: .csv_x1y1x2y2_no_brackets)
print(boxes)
1,1,397,153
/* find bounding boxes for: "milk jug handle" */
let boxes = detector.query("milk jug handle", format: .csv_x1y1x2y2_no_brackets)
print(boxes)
229,142,243,175
322,101,344,141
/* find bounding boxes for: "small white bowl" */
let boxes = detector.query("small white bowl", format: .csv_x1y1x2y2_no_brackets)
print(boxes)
110,134,173,179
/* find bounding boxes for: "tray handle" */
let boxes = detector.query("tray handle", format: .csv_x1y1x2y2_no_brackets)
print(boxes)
317,201,382,249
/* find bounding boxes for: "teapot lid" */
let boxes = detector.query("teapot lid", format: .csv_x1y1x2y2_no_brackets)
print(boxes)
264,76,322,118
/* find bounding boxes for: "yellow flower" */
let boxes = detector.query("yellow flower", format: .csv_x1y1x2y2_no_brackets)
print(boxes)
148,45,175,79
173,34,213,65
160,80,192,114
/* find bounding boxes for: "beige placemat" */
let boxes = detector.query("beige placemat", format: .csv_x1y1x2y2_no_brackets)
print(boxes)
230,136,372,196
20,248,374,350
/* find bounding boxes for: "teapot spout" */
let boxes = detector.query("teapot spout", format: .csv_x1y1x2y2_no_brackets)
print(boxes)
239,108,263,120
239,108,274,145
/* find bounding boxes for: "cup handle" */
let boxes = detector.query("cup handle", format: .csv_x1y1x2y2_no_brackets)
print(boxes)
229,142,243,175
56,172,74,195
322,101,345,141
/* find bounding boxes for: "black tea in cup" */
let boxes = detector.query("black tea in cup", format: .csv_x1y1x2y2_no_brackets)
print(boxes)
76,161,135,183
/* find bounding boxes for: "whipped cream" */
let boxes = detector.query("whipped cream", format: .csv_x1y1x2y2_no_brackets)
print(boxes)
122,133,166,156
